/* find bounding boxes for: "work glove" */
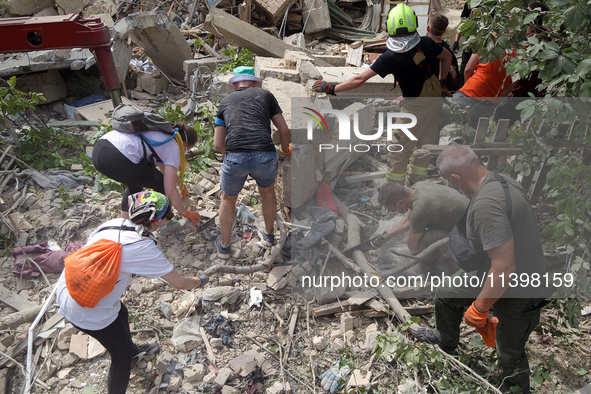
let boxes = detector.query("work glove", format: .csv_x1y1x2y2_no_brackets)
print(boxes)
464,302,499,348
452,40,460,52
370,233,390,248
180,186,190,199
280,144,293,155
313,80,336,96
319,361,351,393
197,271,209,287
183,210,202,226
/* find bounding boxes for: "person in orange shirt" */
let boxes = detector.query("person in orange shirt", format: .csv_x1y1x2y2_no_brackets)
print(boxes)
447,54,517,128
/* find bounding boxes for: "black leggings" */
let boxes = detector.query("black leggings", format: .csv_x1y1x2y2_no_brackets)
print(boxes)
73,303,135,394
92,139,165,211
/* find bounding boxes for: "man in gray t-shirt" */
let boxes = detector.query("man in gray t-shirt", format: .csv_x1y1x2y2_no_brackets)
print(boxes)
213,67,291,259
412,145,549,394
377,181,469,254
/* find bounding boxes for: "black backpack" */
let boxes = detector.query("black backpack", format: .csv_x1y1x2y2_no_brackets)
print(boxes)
448,173,512,274
440,41,463,92
110,104,176,179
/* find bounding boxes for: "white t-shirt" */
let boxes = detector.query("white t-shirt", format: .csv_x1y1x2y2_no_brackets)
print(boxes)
101,130,181,169
56,218,174,330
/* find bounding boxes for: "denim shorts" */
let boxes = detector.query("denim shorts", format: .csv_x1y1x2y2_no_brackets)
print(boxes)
221,151,278,197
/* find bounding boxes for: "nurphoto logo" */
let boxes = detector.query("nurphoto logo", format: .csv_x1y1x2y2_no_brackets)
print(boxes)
303,108,418,153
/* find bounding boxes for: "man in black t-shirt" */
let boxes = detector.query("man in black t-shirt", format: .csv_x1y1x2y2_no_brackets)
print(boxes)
313,4,451,186
214,66,291,259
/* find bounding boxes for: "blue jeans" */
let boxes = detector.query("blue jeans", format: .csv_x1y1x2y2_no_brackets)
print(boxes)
221,151,278,197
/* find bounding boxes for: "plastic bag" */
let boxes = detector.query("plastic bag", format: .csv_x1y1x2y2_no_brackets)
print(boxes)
64,239,123,308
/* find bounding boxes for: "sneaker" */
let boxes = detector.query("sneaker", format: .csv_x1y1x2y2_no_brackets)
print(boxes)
159,219,183,235
132,342,159,367
215,235,231,260
258,229,275,248
412,327,456,353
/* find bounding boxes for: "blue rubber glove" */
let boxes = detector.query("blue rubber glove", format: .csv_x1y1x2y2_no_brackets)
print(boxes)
319,361,351,392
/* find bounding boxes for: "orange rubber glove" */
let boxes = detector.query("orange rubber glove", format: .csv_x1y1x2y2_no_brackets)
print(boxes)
280,144,293,155
464,302,499,348
183,210,202,226
180,186,190,199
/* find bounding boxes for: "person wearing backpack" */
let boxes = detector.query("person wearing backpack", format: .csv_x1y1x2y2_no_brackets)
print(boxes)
426,14,463,94
92,106,202,226
55,191,209,394
412,145,550,393
312,4,451,187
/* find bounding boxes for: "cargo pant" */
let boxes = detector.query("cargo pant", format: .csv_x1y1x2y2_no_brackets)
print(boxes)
386,58,443,185
432,270,545,393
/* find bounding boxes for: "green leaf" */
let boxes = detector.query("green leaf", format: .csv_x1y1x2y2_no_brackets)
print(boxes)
565,6,585,29
576,59,591,77
579,82,591,97
576,368,588,376
523,13,538,25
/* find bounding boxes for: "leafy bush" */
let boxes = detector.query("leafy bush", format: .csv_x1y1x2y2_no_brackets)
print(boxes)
1,76,89,171
215,47,255,72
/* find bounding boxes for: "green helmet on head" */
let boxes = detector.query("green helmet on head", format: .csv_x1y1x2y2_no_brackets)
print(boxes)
387,4,418,36
128,191,170,222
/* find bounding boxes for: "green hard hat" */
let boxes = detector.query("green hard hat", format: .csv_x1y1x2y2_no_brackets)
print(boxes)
387,4,418,36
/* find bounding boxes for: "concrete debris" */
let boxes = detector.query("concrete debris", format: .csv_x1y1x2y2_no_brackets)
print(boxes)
301,0,331,34
14,69,67,104
112,11,191,80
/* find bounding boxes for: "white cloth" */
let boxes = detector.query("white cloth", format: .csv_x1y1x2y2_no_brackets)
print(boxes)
56,218,174,330
101,130,181,169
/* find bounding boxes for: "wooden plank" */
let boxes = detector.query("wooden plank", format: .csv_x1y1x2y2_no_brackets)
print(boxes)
347,290,377,305
486,119,510,170
48,120,102,127
0,284,36,311
474,117,489,143
199,326,216,366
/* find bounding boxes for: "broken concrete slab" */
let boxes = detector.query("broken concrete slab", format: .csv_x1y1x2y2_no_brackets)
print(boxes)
316,67,400,98
229,354,257,377
0,49,96,78
0,0,55,16
299,60,322,83
254,57,300,82
112,11,191,80
82,0,117,16
205,72,235,101
302,0,331,34
283,33,305,49
315,54,347,67
15,69,67,104
33,7,59,17
56,0,89,14
183,57,229,87
204,8,331,66
136,70,170,95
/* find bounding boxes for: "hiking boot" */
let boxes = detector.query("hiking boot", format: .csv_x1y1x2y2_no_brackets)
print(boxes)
159,219,183,235
215,235,231,260
412,327,456,353
258,229,275,248
132,342,159,368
